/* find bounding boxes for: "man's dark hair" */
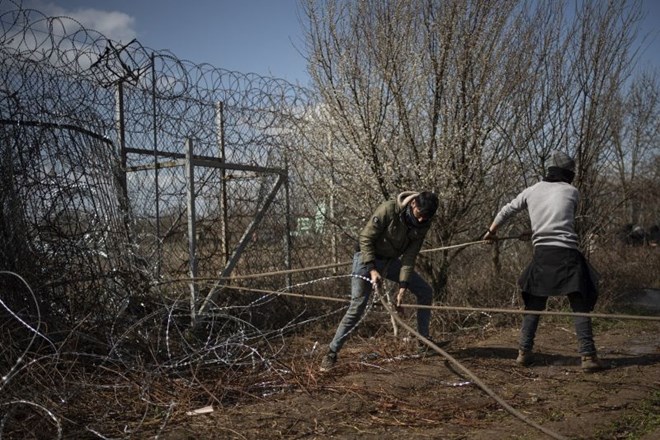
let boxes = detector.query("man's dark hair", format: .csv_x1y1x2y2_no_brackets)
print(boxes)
416,191,439,217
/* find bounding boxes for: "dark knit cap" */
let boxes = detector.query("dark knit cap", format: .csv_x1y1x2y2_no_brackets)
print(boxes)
550,151,575,172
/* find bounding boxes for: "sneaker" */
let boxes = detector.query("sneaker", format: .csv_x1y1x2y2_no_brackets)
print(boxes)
516,350,533,366
581,354,608,373
320,351,337,372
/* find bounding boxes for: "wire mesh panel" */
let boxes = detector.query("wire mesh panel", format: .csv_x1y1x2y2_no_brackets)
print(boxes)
0,3,370,437
0,1,319,294
0,0,338,372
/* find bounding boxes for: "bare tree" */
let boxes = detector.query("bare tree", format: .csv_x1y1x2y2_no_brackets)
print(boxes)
610,72,659,228
493,0,645,247
297,0,650,298
561,1,643,244
298,0,577,298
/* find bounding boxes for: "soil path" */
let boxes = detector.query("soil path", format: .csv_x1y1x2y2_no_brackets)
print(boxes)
165,320,660,439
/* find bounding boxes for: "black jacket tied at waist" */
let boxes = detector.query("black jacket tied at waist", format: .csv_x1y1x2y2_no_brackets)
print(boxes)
519,246,600,311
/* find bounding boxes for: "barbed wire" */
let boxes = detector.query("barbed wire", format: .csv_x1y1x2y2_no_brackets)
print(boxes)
2,2,657,438
0,1,334,436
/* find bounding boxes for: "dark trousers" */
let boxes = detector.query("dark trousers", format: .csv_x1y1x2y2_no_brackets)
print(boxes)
519,292,596,356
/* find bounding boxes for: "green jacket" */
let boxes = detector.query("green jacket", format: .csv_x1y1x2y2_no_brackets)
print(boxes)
359,192,432,284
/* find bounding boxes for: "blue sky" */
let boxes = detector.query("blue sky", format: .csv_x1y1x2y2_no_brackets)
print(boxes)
10,0,660,85
18,0,309,84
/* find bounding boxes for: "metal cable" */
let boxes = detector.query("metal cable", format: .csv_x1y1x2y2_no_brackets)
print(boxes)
376,284,568,440
220,284,660,322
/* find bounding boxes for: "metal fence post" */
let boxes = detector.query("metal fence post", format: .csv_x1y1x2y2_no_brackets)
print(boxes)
151,53,162,277
185,138,198,325
114,80,135,265
215,101,229,264
283,155,292,290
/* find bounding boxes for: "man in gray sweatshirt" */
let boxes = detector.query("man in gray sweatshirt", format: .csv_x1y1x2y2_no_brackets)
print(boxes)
483,151,606,372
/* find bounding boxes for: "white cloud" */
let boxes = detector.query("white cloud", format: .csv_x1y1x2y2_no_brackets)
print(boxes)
67,9,136,43
20,1,137,43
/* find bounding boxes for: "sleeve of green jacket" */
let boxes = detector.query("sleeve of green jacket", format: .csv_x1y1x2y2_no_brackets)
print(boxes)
398,233,425,284
358,202,390,268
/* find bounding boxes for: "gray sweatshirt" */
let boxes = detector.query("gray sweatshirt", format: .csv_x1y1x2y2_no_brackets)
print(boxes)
493,181,579,249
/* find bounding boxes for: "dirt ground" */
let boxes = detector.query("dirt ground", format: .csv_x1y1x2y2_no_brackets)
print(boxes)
163,317,660,440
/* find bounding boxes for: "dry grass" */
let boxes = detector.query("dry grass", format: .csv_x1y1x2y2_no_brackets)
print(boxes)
1,240,658,438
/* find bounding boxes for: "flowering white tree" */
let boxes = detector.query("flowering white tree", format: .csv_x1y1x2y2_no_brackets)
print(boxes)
297,0,649,297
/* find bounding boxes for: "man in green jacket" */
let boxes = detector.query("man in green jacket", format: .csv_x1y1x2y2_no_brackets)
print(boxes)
320,191,439,371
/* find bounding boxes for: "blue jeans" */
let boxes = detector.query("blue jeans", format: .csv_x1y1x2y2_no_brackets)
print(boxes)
519,292,596,355
328,252,433,354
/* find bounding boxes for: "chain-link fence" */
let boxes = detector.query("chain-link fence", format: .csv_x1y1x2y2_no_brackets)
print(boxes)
0,0,338,319
0,3,356,436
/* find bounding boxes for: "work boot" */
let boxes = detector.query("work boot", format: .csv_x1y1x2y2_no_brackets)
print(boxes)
319,350,337,372
581,354,607,373
516,350,533,366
